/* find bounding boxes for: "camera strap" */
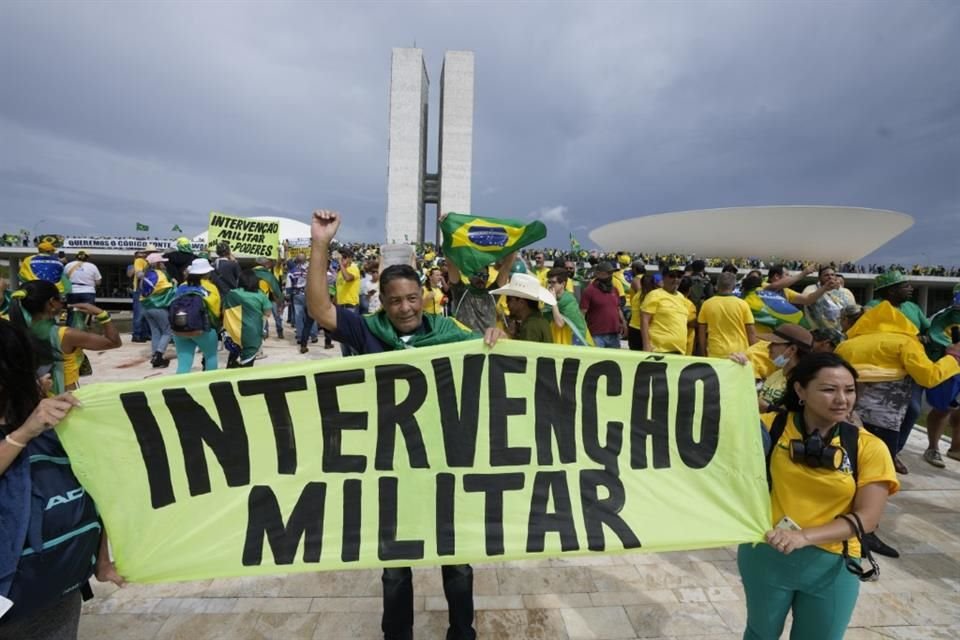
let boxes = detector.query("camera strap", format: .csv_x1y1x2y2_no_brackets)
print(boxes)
836,512,880,581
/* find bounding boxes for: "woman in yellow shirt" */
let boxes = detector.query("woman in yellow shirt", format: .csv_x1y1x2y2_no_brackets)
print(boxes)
740,352,898,639
422,267,448,315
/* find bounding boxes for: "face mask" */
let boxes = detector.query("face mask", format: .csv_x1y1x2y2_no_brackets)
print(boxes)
772,353,790,369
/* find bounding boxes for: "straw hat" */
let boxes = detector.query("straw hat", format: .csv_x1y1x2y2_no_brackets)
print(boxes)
491,273,557,306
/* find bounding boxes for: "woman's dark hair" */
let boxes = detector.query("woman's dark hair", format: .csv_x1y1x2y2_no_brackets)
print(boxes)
741,274,762,294
678,276,692,296
0,318,42,432
186,274,204,287
380,264,421,295
721,263,739,274
238,269,260,293
781,352,858,412
7,280,60,367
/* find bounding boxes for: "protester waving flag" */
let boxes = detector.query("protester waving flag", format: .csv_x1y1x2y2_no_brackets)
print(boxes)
569,232,581,253
743,288,804,329
440,212,547,275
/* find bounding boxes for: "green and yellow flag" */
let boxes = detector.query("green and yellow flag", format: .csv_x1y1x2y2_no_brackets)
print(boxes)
136,222,149,231
440,212,547,275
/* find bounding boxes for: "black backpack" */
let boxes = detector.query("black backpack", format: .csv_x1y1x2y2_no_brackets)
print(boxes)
168,288,211,335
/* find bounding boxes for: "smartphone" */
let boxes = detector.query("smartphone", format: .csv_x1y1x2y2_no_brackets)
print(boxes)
775,515,801,531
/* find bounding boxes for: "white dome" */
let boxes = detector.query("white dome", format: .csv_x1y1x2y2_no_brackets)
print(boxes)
589,206,913,263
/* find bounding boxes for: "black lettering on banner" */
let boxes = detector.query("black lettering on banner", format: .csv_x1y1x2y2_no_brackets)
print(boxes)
375,364,429,470
210,214,226,227
242,482,326,566
533,358,579,465
378,477,425,561
164,383,250,497
314,370,368,473
581,361,624,472
579,469,641,552
675,364,721,468
488,355,531,466
120,392,176,509
237,376,307,475
435,472,456,556
341,479,362,562
463,473,525,556
629,362,671,469
432,356,484,467
526,471,579,553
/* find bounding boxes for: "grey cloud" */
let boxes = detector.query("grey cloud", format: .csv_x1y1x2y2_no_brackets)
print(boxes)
1,1,958,261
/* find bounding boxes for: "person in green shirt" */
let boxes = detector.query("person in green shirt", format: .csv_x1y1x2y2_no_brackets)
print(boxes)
492,273,555,343
864,270,929,474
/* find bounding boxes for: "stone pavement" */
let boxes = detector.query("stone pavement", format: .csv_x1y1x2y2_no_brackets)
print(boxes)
75,334,960,639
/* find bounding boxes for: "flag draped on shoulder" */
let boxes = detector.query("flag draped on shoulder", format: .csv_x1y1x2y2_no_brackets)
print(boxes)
440,212,547,275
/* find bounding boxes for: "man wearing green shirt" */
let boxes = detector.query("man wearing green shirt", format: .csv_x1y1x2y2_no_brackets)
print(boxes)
492,273,555,343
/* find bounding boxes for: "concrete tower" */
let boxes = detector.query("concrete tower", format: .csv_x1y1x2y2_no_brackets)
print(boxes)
385,48,474,245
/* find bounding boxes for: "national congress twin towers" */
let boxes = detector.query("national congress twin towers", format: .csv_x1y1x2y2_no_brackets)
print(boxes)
386,48,474,245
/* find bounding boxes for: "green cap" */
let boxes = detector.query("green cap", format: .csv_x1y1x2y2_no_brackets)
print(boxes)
874,270,908,290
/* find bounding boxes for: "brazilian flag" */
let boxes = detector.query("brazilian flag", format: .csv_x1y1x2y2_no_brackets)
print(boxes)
223,289,271,360
253,265,283,302
743,288,804,329
136,222,149,231
440,212,547,276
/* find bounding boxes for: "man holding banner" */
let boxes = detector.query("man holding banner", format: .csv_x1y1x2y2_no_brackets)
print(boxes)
307,210,504,640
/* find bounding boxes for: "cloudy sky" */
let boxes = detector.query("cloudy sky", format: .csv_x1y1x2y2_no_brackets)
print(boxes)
1,1,958,264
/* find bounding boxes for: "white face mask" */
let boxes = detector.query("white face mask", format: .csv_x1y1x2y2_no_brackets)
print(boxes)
772,353,791,369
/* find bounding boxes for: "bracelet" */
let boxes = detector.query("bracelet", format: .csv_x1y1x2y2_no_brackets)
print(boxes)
96,311,111,324
4,434,27,449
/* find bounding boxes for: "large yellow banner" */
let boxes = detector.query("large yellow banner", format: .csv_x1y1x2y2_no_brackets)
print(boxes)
58,342,770,583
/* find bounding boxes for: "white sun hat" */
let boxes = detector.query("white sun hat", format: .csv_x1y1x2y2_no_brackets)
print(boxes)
491,273,557,306
187,258,214,275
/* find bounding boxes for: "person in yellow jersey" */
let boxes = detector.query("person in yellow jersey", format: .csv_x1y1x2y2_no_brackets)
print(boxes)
334,247,362,356
639,263,690,354
528,251,549,286
697,271,757,358
740,352,898,640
